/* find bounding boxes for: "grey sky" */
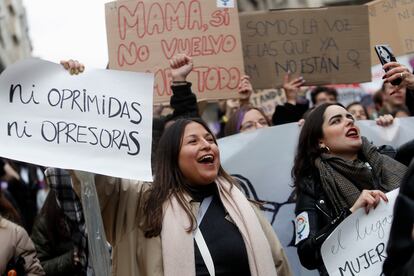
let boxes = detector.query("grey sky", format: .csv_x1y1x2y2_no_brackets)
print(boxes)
22,0,110,69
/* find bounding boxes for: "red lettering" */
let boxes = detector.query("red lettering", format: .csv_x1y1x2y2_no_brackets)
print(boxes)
188,0,204,30
118,42,150,67
160,35,237,59
209,9,230,27
117,1,205,40
153,66,241,97
147,3,164,35
165,2,186,31
118,2,146,40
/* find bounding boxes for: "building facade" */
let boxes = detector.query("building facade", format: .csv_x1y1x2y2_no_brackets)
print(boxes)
0,0,31,72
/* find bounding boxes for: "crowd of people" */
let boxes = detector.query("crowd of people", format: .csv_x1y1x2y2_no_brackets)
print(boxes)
0,52,414,276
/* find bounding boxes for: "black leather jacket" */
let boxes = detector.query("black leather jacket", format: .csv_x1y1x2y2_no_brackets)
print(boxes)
295,175,351,276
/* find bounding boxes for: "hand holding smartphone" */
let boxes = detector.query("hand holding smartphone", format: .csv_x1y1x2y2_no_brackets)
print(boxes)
374,44,402,86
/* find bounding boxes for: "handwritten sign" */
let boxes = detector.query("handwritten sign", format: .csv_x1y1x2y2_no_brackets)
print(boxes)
240,6,371,89
321,188,399,276
250,88,285,118
367,0,414,65
105,0,244,103
0,58,154,181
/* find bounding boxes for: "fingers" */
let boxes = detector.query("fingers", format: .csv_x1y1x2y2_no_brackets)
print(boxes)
360,190,389,214
382,61,399,72
283,72,291,84
238,75,253,98
169,54,192,69
382,63,410,83
291,76,305,87
60,59,85,75
375,114,394,127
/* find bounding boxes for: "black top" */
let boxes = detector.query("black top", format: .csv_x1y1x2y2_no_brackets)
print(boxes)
186,184,251,276
272,102,309,126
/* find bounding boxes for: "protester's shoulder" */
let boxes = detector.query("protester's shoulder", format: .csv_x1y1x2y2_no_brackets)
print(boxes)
377,144,397,159
0,218,30,245
297,175,319,197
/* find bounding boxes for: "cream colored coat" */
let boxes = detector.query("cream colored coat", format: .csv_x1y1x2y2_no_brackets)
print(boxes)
0,218,45,275
90,175,292,276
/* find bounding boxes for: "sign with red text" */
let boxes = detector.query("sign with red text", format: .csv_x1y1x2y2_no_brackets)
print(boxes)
0,58,154,181
105,0,244,103
321,188,399,276
367,0,414,65
240,6,371,89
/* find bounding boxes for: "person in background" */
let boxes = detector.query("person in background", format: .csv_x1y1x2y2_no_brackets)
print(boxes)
310,86,338,106
0,160,45,275
224,105,270,136
346,101,369,120
392,106,411,118
292,103,407,275
379,82,408,115
272,73,308,126
216,75,253,137
31,190,85,276
382,62,414,115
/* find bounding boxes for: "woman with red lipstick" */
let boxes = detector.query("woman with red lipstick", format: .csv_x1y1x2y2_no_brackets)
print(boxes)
46,118,292,276
292,103,407,276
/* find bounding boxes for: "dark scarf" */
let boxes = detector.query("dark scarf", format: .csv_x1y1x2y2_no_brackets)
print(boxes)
315,137,407,215
48,168,88,274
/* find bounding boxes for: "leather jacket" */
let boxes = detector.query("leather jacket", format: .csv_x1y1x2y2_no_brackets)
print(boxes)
295,175,350,276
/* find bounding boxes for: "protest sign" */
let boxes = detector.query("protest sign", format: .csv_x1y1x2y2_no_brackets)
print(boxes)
218,117,414,275
240,6,371,89
105,0,244,103
250,88,285,118
0,58,154,181
321,188,399,276
367,0,414,65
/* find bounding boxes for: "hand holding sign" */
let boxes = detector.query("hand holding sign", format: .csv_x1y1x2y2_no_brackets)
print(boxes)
282,72,305,104
350,189,388,214
0,58,154,181
60,59,85,75
238,75,253,101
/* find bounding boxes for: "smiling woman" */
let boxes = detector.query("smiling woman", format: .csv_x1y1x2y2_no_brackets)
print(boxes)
46,118,292,276
291,103,407,276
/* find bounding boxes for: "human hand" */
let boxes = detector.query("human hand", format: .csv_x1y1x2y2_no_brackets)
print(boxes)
1,162,20,182
283,72,305,104
169,54,193,82
382,62,414,92
297,119,305,127
238,75,253,101
350,189,388,214
60,59,85,75
375,114,394,127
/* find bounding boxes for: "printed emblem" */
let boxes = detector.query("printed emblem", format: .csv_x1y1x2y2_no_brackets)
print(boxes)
295,211,310,245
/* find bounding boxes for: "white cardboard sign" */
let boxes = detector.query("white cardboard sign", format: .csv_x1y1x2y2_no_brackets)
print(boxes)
321,189,399,276
0,58,154,181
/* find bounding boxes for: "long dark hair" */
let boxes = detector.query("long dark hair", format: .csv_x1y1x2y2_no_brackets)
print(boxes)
143,118,236,238
0,189,21,225
292,103,342,192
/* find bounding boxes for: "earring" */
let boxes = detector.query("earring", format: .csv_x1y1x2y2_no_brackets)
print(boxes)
320,146,330,153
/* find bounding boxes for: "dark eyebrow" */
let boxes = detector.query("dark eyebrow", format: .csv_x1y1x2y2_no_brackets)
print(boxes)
345,113,355,120
184,134,197,140
328,114,342,123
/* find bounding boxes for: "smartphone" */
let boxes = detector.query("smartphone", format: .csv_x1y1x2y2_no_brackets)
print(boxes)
374,44,402,86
